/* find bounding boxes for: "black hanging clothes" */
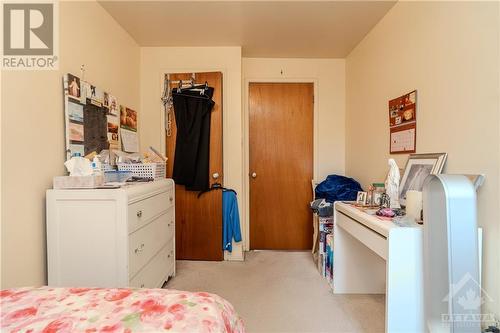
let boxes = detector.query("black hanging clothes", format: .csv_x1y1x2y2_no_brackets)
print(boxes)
172,87,215,191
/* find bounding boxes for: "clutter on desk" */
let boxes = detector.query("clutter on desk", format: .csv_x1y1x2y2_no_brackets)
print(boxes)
385,158,401,209
112,150,141,163
314,174,363,203
103,170,133,184
351,152,448,224
54,153,106,189
376,207,396,218
64,153,93,177
53,174,104,189
54,145,166,189
116,163,165,180
117,163,165,180
144,146,167,163
405,190,423,220
355,191,368,205
380,193,391,208
392,215,421,227
372,183,385,205
116,148,166,180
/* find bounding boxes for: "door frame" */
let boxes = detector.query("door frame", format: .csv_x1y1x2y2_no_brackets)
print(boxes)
243,78,319,251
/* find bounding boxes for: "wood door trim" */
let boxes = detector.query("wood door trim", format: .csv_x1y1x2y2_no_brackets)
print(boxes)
244,79,318,251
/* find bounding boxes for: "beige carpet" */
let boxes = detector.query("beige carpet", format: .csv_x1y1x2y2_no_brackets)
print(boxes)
166,251,385,333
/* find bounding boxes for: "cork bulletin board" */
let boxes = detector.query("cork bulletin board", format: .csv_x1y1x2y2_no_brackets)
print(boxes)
63,73,120,159
389,90,417,154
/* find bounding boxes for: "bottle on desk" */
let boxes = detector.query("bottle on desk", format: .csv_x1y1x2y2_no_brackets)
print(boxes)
92,155,102,176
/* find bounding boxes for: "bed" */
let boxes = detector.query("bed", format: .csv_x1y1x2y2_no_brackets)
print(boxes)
1,287,245,333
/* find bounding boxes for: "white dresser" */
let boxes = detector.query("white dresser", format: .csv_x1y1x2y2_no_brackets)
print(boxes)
46,179,175,288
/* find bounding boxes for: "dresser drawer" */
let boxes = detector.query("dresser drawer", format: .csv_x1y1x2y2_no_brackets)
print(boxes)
128,210,173,277
129,242,174,288
128,189,174,233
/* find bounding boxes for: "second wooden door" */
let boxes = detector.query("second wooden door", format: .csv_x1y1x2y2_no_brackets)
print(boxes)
166,72,223,261
249,83,314,250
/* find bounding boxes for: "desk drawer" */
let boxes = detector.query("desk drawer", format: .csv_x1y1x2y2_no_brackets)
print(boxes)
129,242,173,288
128,210,173,277
337,212,388,260
128,189,173,233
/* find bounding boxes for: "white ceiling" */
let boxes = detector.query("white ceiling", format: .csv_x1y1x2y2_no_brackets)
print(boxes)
99,1,396,58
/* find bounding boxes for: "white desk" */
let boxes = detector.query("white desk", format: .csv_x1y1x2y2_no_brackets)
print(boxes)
333,202,424,333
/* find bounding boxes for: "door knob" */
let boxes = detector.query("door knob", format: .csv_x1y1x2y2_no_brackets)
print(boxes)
212,172,220,179
251,172,257,179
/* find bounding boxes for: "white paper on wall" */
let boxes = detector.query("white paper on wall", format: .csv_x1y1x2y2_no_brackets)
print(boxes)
120,128,139,153
390,128,415,153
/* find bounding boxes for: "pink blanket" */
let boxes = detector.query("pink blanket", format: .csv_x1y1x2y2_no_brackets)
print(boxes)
1,287,245,333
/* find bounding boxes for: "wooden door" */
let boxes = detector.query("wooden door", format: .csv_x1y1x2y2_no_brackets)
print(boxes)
166,72,223,260
249,83,313,250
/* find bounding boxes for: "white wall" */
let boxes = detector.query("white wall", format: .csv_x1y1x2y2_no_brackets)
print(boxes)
1,1,140,287
139,47,244,260
346,1,500,319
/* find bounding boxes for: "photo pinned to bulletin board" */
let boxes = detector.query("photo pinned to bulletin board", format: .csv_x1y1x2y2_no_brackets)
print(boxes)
120,106,139,153
389,90,417,154
63,73,122,159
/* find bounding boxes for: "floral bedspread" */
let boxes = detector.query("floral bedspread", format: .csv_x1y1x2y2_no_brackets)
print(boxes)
0,287,245,333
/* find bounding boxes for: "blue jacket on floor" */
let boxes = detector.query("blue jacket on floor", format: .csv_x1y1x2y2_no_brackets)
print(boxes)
222,190,242,252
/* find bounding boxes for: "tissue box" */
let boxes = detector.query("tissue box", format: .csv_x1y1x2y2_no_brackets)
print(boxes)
53,175,104,189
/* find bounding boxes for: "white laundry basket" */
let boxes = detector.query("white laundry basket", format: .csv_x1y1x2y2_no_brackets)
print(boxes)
117,162,166,180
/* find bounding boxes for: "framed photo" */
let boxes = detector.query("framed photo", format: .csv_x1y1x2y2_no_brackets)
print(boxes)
399,153,447,206
356,191,367,205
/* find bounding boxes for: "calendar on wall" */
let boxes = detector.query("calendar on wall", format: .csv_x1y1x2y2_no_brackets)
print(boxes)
389,90,417,154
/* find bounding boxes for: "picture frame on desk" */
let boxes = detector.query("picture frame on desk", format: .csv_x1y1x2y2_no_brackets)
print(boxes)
356,191,367,205
399,153,447,206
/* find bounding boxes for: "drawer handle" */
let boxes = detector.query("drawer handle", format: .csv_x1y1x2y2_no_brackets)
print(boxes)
136,210,143,218
140,283,145,288
169,197,173,202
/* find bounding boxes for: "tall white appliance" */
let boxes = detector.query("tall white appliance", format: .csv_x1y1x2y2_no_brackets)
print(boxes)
423,174,482,333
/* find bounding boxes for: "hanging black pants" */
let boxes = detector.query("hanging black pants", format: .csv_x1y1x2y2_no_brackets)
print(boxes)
172,88,214,191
